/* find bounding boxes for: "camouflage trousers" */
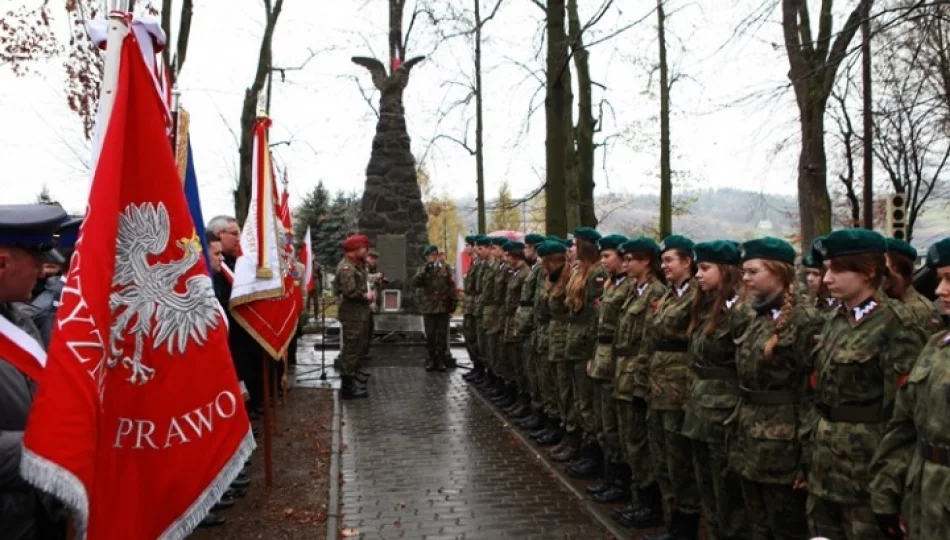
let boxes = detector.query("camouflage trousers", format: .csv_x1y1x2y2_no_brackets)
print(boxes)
504,340,522,385
522,339,539,402
806,495,882,540
649,409,701,523
554,362,579,433
592,381,622,463
537,354,560,420
572,366,597,444
617,398,653,489
339,311,370,376
360,311,374,364
740,478,808,540
423,313,449,363
692,439,745,540
462,314,481,370
476,317,493,373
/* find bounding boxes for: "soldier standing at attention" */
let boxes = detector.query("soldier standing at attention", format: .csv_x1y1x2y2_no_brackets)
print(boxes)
802,236,839,313
612,238,667,529
682,241,747,540
870,237,950,540
512,233,546,424
641,235,700,540
534,240,569,448
335,234,374,399
462,236,484,382
806,229,927,539
1,204,69,540
730,237,823,540
500,241,530,414
475,236,498,391
413,245,457,372
362,249,383,366
564,227,609,480
484,237,511,401
884,238,945,335
586,234,636,504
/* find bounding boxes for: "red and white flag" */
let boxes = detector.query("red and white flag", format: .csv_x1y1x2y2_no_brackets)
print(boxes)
0,312,47,381
229,118,301,359
21,29,254,540
302,226,315,293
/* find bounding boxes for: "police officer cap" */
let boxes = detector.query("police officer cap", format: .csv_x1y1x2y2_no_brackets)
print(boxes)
489,236,508,247
503,241,525,253
619,237,660,256
926,238,950,269
814,229,886,259
572,227,602,245
740,237,796,265
422,244,438,257
54,217,83,252
524,233,546,247
659,235,694,254
694,240,741,265
475,235,492,246
597,234,628,252
0,204,67,263
536,241,567,257
885,237,917,261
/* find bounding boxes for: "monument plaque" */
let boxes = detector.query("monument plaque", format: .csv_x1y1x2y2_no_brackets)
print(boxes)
376,234,407,283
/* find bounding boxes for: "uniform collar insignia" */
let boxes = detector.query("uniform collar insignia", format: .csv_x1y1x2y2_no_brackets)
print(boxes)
826,297,839,307
613,275,626,285
674,281,690,298
770,308,782,321
850,298,879,322
724,295,739,311
941,331,950,347
637,282,649,296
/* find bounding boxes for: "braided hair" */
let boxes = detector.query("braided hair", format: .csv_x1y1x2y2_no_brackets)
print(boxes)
759,260,798,359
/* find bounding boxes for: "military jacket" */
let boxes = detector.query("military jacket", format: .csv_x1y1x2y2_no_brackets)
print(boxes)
870,330,950,539
682,295,750,443
729,296,823,484
463,259,482,316
905,286,945,336
642,279,697,411
515,262,543,339
589,275,636,381
479,261,498,326
807,291,927,504
485,261,509,334
547,267,571,363
335,257,369,321
614,278,667,401
502,264,530,342
565,264,608,362
412,262,457,315
533,266,551,356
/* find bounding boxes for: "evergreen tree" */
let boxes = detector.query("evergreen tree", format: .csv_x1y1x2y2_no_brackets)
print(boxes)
293,181,330,246
490,181,522,232
314,191,359,267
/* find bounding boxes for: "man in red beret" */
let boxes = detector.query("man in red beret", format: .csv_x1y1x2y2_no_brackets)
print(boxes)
334,235,374,399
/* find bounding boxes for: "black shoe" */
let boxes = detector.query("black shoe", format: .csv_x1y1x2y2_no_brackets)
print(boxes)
424,359,436,371
226,487,247,499
613,503,637,518
536,427,563,446
586,482,611,495
341,376,369,400
625,483,665,529
198,513,226,528
594,485,630,504
551,442,578,462
517,412,545,430
496,392,517,408
231,474,251,489
511,403,532,420
470,371,486,384
358,368,370,378
213,497,235,511
354,372,369,384
435,362,447,372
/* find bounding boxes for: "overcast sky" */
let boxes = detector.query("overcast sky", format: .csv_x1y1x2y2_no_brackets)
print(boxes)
2,0,806,221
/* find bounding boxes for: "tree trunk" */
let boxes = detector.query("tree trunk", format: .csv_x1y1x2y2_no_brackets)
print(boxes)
474,0,487,233
545,0,569,237
861,0,874,229
567,0,596,228
235,0,284,224
798,99,832,244
564,55,580,231
658,0,672,238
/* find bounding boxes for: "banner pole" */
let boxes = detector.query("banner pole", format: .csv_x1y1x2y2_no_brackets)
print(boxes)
261,352,273,488
271,359,279,433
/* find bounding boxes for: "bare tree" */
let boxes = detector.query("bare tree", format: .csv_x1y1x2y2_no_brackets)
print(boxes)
829,83,863,228
657,0,672,238
545,0,570,236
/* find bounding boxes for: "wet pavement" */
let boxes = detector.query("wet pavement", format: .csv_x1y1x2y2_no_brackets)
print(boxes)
331,344,607,539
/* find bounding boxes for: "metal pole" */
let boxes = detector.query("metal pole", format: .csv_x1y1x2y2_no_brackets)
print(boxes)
320,293,328,381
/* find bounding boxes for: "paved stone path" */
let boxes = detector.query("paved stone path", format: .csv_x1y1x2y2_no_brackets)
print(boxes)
337,347,606,539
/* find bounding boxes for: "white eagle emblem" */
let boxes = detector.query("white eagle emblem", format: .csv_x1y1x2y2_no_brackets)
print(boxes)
109,202,221,384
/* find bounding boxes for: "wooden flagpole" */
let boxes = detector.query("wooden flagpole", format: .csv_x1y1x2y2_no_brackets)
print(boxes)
261,351,273,488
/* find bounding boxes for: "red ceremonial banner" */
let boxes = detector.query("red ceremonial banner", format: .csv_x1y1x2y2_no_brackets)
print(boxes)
21,32,254,540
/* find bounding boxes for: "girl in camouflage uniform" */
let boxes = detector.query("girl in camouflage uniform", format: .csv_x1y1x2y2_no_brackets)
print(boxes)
806,229,927,539
870,237,950,540
884,238,944,335
641,235,700,540
541,241,575,451
730,238,823,540
564,228,609,480
802,237,839,314
683,241,748,540
612,238,668,529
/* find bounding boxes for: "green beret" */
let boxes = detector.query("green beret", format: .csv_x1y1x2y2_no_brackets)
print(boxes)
503,241,525,252
465,235,477,246
926,238,950,269
546,235,561,243
525,233,546,246
475,235,492,246
801,251,820,269
814,229,886,260
659,235,694,254
422,244,438,256
740,237,796,265
489,236,509,247
598,234,627,252
886,237,917,261
572,226,602,245
693,240,741,265
536,240,567,257
619,237,660,256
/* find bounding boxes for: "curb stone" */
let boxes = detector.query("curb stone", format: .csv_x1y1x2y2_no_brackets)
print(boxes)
326,389,342,540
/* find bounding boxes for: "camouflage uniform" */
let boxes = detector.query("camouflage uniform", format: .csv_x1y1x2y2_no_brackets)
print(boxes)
463,259,483,369
614,278,666,491
335,257,370,376
548,270,575,434
535,268,560,423
904,285,945,336
566,265,609,445
806,292,927,539
515,261,544,409
682,295,748,540
488,260,510,379
503,262,530,385
413,262,457,369
870,330,950,540
478,260,498,375
729,296,823,540
641,280,700,523
589,275,635,468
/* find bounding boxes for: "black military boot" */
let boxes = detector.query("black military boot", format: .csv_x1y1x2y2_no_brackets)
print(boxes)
644,510,699,540
510,398,532,420
533,417,556,440
536,422,563,446
496,384,518,408
550,432,580,461
434,356,447,372
354,370,369,384
424,356,437,371
488,379,508,400
517,410,545,430
475,371,494,391
341,376,369,400
568,442,603,479
585,459,611,496
618,482,664,529
594,462,632,504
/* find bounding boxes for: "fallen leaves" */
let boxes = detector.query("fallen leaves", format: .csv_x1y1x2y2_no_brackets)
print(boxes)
340,528,360,537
